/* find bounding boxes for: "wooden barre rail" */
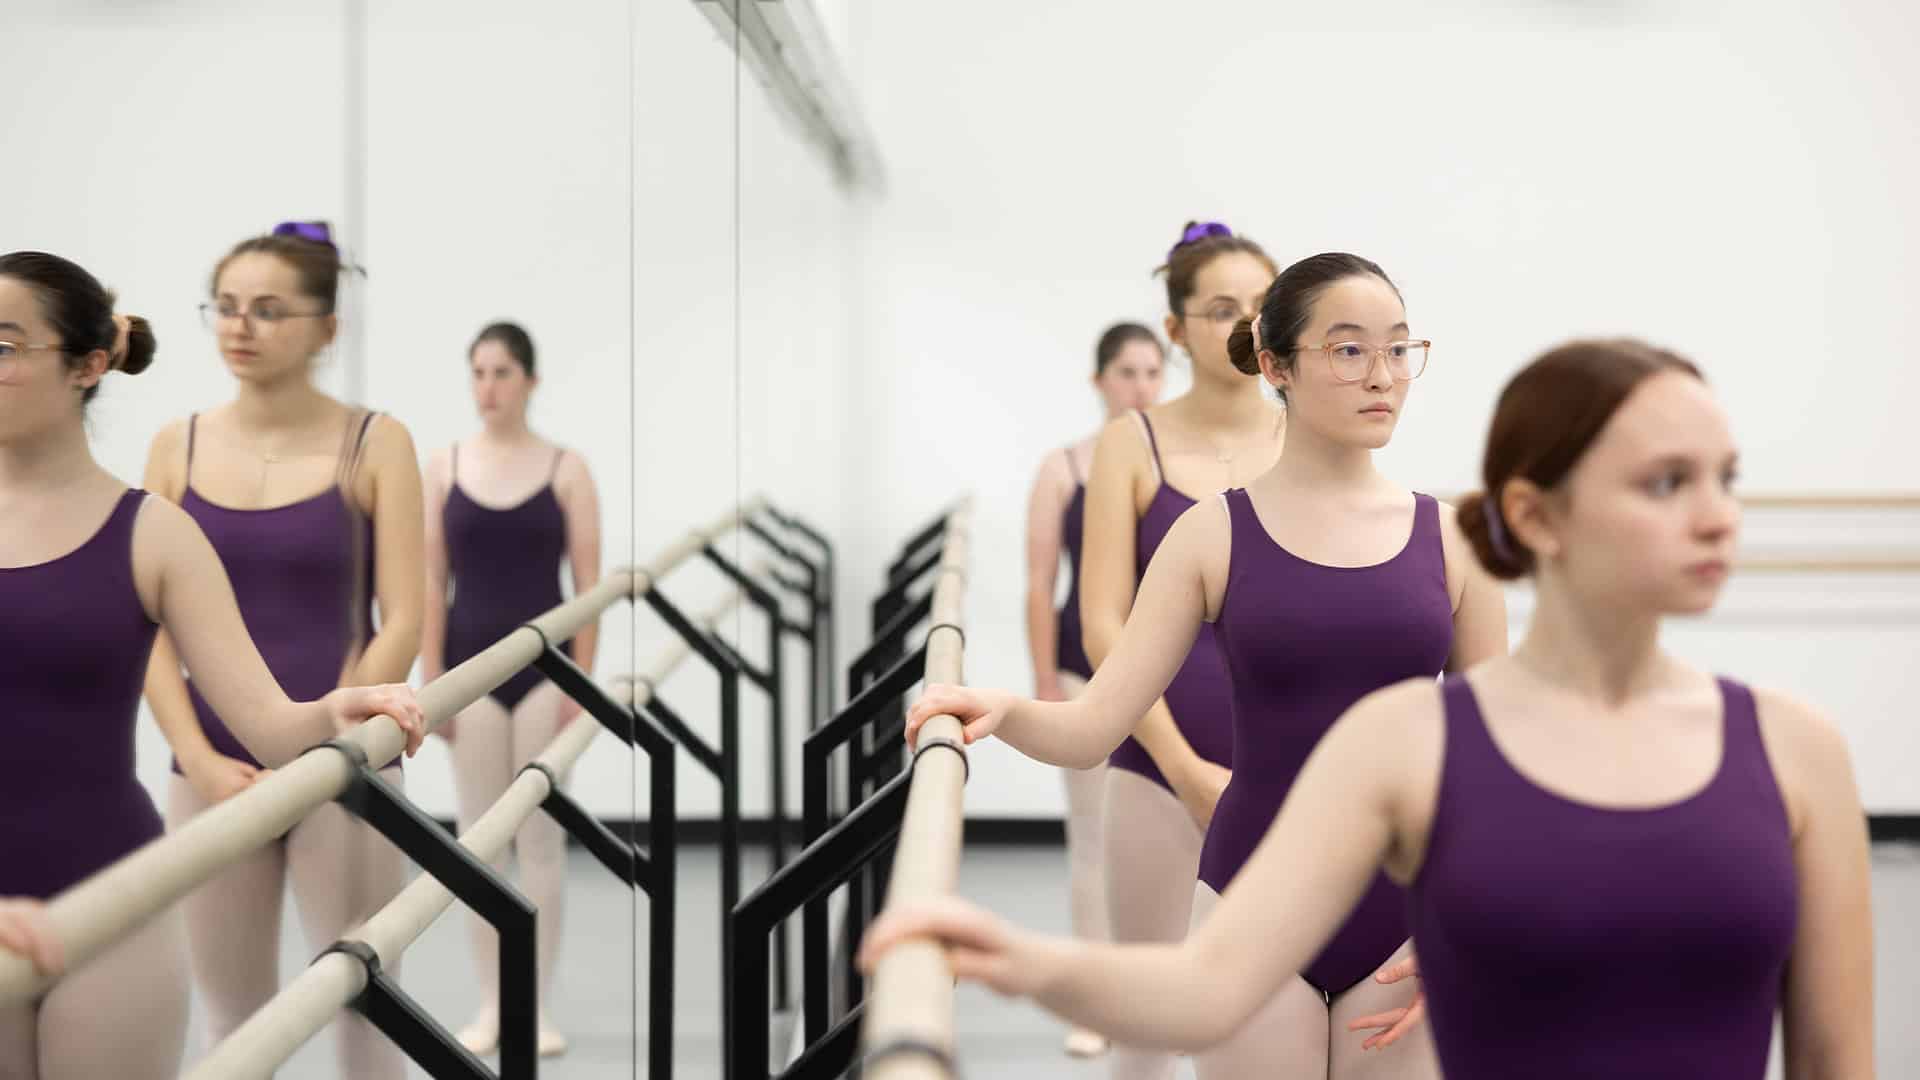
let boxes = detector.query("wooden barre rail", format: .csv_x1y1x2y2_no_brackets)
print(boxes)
184,588,746,1079
1431,492,1920,574
0,497,769,1006
861,504,973,1078
1438,491,1920,510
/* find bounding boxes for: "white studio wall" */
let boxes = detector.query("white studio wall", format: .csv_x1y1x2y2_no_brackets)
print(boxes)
838,0,1920,816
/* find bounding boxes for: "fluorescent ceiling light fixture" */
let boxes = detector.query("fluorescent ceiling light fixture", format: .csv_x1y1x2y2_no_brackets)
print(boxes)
693,0,885,192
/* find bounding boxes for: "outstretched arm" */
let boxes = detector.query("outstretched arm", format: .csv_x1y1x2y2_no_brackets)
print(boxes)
909,500,1222,770
876,680,1435,1048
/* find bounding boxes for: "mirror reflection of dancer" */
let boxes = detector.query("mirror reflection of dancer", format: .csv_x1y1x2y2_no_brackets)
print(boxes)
1076,222,1282,1080
142,223,427,1080
870,339,1874,1080
1023,321,1165,1059
0,251,424,1080
422,322,602,1059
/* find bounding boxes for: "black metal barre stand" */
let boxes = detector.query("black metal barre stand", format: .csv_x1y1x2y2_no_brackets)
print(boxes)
298,632,678,1079
528,642,679,1080
733,620,967,1078
779,520,952,1060
698,543,797,1016
754,503,838,730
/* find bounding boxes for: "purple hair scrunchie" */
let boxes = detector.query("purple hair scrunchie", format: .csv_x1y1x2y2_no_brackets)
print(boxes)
1482,496,1517,564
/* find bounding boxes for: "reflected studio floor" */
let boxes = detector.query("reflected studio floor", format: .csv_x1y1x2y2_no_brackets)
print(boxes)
220,842,1920,1078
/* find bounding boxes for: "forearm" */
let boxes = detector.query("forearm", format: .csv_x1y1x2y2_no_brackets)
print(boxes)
994,697,1124,770
247,700,343,767
348,612,422,687
569,622,599,677
144,631,219,767
1081,587,1203,780
1128,697,1204,779
1024,586,1061,693
1023,935,1241,1050
419,578,448,678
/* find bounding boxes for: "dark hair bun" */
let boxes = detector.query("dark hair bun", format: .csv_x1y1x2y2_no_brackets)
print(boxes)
1226,316,1261,376
117,314,156,375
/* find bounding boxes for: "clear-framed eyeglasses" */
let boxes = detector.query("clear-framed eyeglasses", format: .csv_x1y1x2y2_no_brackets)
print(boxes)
199,301,330,332
0,339,71,384
1181,301,1256,327
1290,339,1431,383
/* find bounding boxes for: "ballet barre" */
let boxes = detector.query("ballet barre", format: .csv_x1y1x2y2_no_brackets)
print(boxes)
185,590,745,1080
1439,491,1920,573
857,545,970,1079
729,500,971,1080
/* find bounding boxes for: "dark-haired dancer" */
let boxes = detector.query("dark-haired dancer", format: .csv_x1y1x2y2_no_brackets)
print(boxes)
422,321,602,1058
1077,222,1283,1080
885,254,1510,1078
871,337,1872,1079
0,250,424,1080
1024,320,1165,1059
142,223,425,1078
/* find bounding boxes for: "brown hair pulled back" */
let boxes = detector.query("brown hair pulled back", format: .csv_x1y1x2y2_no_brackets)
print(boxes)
1457,339,1705,580
0,251,156,406
1223,253,1400,403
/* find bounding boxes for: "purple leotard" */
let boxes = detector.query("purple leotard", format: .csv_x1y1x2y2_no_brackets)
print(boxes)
442,444,572,709
172,410,378,773
1205,487,1453,994
1410,676,1797,1078
1055,447,1092,680
1,490,163,899
1105,413,1234,789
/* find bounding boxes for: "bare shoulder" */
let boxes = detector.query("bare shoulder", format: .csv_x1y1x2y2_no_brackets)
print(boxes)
1750,683,1858,830
128,490,212,614
142,417,192,495
1030,444,1072,493
1334,678,1448,798
422,444,451,486
361,411,419,463
553,446,598,498
147,416,189,461
1345,676,1448,746
1339,677,1449,869
1091,410,1151,473
130,487,199,542
1431,495,1468,554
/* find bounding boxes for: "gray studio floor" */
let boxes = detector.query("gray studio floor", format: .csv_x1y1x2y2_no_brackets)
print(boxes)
214,842,1920,1078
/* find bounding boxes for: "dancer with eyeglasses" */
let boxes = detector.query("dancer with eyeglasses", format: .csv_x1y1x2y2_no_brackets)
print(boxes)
1024,320,1166,1060
140,223,426,1079
422,321,602,1059
865,337,1873,1080
1076,221,1282,1080
889,254,1508,1079
0,250,425,1080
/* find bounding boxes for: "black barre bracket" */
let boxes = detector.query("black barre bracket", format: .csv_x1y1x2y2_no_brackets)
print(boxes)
700,542,796,1012
305,738,538,1079
527,633,635,745
643,692,723,776
317,939,497,1080
524,634,683,1079
644,584,746,1077
522,760,644,884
